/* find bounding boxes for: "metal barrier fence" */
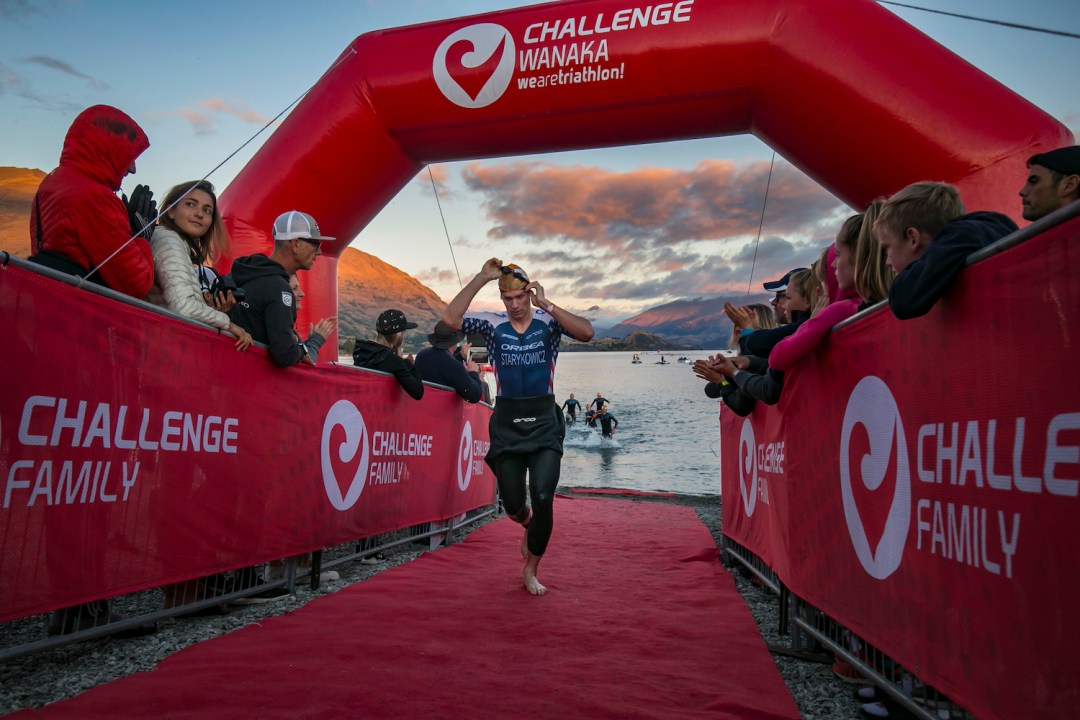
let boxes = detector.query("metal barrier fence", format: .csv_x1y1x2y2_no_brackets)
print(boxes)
0,504,497,664
722,536,974,720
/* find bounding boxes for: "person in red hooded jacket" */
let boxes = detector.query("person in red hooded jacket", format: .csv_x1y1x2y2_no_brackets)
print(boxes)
29,105,155,298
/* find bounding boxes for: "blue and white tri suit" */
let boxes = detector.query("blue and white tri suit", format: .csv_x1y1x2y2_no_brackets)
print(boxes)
462,308,566,556
461,309,564,398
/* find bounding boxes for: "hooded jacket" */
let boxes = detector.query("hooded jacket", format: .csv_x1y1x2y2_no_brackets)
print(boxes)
889,211,1018,320
353,340,424,400
228,254,306,367
30,105,153,298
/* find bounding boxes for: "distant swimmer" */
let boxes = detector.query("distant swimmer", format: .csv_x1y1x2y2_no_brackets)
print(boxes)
591,392,608,413
598,404,619,438
561,393,581,424
442,258,595,596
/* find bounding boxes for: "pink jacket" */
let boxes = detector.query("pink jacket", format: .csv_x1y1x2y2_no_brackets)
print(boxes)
768,246,859,371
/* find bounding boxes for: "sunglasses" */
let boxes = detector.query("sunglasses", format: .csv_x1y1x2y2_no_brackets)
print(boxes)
296,237,321,249
500,266,528,282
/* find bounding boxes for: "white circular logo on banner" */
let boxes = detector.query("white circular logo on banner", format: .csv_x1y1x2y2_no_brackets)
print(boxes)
738,419,758,518
321,400,370,511
839,376,911,580
457,421,474,491
433,23,516,108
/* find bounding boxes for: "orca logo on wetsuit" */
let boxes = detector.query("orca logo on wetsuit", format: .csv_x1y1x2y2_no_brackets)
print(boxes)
738,419,758,518
458,421,474,491
321,399,370,511
433,23,516,109
839,376,911,580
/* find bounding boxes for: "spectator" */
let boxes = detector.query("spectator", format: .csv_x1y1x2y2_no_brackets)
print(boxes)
29,105,155,298
229,210,333,366
414,321,482,402
147,180,252,351
1019,145,1080,222
353,310,424,400
289,274,336,362
769,204,886,372
761,267,807,324
874,182,1017,319
726,303,778,351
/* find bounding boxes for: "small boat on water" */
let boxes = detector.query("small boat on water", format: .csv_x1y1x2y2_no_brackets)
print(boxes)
631,353,642,364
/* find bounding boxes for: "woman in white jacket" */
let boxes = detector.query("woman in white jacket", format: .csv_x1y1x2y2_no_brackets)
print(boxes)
149,180,251,350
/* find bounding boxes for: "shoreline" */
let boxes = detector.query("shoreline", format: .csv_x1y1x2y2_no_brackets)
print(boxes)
0,490,862,718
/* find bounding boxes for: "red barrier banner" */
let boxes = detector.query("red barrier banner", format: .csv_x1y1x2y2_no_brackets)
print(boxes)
721,218,1080,720
0,266,495,622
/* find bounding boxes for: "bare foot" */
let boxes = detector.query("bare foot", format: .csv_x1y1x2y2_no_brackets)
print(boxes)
523,551,546,596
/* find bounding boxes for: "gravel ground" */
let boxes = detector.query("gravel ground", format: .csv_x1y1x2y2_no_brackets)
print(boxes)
0,493,866,719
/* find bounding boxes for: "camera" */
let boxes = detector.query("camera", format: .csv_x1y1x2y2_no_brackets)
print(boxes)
211,274,245,302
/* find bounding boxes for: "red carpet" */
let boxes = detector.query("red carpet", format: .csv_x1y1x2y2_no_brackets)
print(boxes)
13,498,799,719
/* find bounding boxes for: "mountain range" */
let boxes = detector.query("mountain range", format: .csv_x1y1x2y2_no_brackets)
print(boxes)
0,167,734,350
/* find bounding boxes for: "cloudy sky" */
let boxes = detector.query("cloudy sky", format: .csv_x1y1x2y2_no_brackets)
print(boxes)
2,0,1077,321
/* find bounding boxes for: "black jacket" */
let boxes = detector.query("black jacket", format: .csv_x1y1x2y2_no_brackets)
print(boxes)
228,254,306,368
889,211,1018,320
353,340,424,400
738,309,810,359
414,347,482,403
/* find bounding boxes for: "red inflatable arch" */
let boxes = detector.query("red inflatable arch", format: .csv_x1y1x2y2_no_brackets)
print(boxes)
219,0,1072,347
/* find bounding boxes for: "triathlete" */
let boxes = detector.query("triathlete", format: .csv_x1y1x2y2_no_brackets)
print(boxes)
443,259,595,596
591,392,608,413
561,393,581,424
598,404,619,439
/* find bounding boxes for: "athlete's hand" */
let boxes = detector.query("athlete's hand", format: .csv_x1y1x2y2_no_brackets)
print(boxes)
526,281,548,310
480,257,503,282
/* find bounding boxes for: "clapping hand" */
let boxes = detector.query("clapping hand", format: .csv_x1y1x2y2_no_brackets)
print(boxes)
123,184,157,241
724,301,755,331
312,317,337,339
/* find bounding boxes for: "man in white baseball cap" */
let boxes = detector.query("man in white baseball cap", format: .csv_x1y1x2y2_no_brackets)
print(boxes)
228,210,336,368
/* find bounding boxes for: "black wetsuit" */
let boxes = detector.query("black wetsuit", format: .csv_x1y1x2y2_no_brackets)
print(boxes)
561,397,581,422
599,411,618,438
462,309,566,557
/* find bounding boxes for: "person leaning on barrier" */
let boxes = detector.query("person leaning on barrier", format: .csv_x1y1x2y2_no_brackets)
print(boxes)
1018,145,1080,222
29,105,156,298
874,182,1018,320
228,210,333,367
353,310,425,400
414,321,482,402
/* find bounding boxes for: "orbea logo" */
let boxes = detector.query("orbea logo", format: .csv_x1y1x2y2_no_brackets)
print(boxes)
457,421,474,491
739,419,758,517
433,23,516,108
839,376,911,580
321,400,370,511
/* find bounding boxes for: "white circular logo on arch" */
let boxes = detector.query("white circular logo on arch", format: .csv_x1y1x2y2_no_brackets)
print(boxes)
433,23,516,108
457,421,474,491
839,376,911,580
738,419,758,517
321,400,370,511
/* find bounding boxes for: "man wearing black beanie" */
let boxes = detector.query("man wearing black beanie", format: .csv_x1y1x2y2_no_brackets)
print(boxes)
1019,145,1080,222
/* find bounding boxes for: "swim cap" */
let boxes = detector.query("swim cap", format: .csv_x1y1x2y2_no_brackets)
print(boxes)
498,264,529,292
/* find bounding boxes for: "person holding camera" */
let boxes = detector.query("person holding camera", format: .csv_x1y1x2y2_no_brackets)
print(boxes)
228,210,333,367
148,180,252,351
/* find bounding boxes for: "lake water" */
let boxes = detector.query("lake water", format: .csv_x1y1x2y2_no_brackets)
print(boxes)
552,351,722,497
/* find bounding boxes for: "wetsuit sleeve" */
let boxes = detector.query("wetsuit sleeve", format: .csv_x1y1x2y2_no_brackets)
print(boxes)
264,294,306,368
768,300,858,370
888,215,1017,320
